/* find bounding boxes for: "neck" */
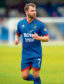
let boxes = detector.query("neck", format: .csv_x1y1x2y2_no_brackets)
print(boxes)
26,16,35,23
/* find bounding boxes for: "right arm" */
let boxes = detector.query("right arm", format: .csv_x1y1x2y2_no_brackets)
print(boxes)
14,34,20,45
14,22,21,45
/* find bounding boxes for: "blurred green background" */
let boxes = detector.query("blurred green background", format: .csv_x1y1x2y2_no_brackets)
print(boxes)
0,45,64,84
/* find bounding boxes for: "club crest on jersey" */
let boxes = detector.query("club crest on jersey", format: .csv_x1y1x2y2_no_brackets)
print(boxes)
22,24,25,28
34,24,37,29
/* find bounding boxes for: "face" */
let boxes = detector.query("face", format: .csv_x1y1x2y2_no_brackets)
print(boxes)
26,6,36,19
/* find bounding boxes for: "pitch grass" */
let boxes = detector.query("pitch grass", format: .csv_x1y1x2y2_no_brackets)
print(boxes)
0,45,64,84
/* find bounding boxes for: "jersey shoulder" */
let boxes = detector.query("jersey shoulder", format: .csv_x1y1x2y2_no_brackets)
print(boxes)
18,18,26,26
35,18,44,24
35,18,46,28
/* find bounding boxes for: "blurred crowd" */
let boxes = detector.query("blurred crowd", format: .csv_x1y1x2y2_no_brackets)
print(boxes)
0,0,64,42
0,0,64,17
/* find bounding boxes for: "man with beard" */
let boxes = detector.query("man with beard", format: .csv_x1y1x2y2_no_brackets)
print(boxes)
15,3,49,84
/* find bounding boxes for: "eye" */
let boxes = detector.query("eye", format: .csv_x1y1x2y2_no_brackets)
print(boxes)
31,10,36,12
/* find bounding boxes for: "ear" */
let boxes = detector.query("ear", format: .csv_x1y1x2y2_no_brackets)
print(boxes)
25,11,28,15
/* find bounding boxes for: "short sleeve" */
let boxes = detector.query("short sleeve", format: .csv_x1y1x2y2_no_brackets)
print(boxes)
41,23,48,36
16,22,21,36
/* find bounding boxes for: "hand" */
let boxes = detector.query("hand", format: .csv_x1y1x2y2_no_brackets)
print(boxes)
14,34,19,45
14,39,19,45
32,33,40,40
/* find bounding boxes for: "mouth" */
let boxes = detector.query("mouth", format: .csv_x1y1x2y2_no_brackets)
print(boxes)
32,14,36,18
29,13,36,19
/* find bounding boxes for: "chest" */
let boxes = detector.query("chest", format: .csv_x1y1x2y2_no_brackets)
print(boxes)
20,23,41,35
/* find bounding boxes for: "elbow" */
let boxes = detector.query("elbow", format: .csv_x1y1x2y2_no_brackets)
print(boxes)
41,35,49,42
46,36,49,42
44,36,49,42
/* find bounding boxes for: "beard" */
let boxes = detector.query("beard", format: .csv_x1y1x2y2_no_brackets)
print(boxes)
28,14,36,19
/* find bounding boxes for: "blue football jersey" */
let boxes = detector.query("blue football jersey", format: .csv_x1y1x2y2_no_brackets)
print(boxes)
16,18,48,59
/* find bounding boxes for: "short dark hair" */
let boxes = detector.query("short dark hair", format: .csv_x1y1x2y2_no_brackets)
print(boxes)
24,3,36,12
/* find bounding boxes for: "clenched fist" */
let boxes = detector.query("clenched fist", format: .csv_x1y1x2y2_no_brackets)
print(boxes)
32,33,40,40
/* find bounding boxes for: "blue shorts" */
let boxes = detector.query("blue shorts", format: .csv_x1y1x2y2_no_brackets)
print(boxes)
21,57,42,71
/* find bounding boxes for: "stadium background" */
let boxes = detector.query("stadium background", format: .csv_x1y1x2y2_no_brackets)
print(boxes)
0,0,64,84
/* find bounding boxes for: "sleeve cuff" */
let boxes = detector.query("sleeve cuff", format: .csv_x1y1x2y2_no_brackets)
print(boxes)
16,33,21,36
42,34,48,37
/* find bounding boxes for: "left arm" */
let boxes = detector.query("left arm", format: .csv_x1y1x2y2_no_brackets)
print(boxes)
32,33,49,42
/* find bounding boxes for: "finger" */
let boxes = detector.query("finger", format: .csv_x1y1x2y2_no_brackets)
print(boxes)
32,35,35,37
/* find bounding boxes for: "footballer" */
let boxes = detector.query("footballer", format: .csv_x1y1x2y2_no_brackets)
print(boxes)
15,3,49,84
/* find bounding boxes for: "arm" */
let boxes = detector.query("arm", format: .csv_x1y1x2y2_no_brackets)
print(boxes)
38,35,49,42
15,21,21,45
14,34,20,45
32,33,49,42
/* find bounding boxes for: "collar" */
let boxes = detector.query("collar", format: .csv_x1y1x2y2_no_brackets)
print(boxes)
26,17,35,24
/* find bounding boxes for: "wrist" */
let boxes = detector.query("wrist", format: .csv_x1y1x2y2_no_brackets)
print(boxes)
38,36,41,40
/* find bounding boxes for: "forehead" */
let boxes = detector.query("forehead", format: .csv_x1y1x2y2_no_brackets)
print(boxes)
29,6,36,10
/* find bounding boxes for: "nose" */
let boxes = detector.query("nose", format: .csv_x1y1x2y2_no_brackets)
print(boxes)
33,11,36,14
